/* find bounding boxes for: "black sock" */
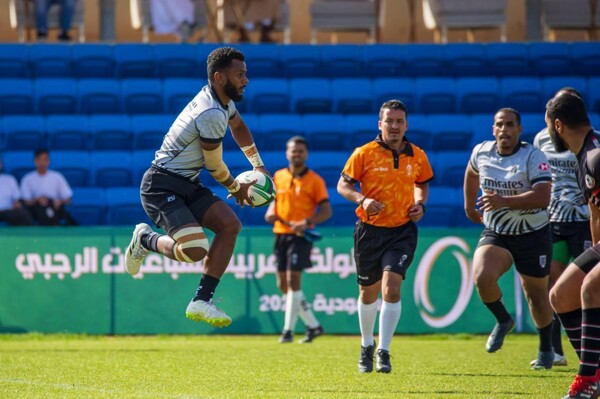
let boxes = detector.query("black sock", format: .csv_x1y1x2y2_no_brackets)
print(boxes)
579,308,600,377
537,321,553,352
141,232,159,252
194,274,220,302
484,298,512,324
557,308,582,359
551,313,564,356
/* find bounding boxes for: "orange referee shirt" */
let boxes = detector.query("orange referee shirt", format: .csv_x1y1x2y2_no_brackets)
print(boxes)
341,135,434,227
272,167,329,234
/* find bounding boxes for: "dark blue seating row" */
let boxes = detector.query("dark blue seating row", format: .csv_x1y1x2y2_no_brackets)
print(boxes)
1,43,599,79
1,76,599,116
3,112,598,152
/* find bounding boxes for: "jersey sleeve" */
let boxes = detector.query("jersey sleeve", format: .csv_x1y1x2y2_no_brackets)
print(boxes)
415,148,434,184
227,101,238,120
313,174,330,203
468,143,483,174
194,108,227,143
341,148,363,184
527,147,552,185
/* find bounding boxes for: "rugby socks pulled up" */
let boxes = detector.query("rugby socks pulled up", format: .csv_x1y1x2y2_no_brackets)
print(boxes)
537,321,553,353
297,291,319,329
551,313,564,356
578,308,600,378
283,290,301,332
358,300,378,348
378,300,402,352
557,308,582,358
141,232,159,252
193,274,220,302
484,298,513,324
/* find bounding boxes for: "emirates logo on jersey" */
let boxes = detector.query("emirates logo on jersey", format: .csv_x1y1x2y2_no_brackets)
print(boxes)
538,163,549,171
586,174,596,189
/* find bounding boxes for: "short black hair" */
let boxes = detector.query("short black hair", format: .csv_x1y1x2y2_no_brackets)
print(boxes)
495,107,521,125
546,93,590,129
379,100,407,119
286,135,308,150
206,47,245,83
34,148,49,158
554,87,583,99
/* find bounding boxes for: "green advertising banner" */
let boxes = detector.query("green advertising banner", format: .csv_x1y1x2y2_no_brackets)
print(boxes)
0,227,534,335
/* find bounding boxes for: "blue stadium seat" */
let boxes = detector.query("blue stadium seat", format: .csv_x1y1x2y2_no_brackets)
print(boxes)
72,44,116,78
2,150,33,182
78,79,121,114
69,187,106,225
590,113,600,130
571,42,600,76
35,78,78,114
415,78,457,113
0,118,4,150
420,187,461,227
91,151,133,187
240,206,270,226
405,115,431,150
121,79,163,114
427,115,473,151
227,113,259,151
323,197,356,226
261,151,288,173
114,44,157,78
105,186,150,225
433,151,470,187
257,114,304,150
470,114,494,147
46,115,89,150
0,79,34,114
236,44,283,77
131,150,155,184
163,78,200,114
372,78,416,112
456,77,501,114
345,114,379,150
280,45,321,77
588,78,600,113
519,113,545,144
486,43,530,76
29,44,73,77
155,44,202,78
443,43,490,76
89,115,132,151
320,45,364,77
312,165,342,187
302,114,347,151
3,115,46,150
529,42,572,76
246,78,290,114
131,114,171,150
290,78,332,114
51,150,91,188
541,76,588,104
500,77,544,113
361,45,404,77
404,44,447,77
331,78,374,114
0,44,30,78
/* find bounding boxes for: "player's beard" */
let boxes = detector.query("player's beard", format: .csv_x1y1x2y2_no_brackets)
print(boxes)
548,125,569,152
224,80,243,102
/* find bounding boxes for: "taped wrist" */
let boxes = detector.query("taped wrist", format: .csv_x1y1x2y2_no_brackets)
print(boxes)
241,143,264,168
203,144,233,184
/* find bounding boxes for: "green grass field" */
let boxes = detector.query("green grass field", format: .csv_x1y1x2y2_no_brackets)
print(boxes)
0,333,576,398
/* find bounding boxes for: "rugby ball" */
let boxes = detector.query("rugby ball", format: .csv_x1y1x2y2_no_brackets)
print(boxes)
234,170,276,207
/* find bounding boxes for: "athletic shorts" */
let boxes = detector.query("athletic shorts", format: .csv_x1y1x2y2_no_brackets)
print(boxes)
477,225,552,278
573,243,600,274
274,234,313,272
550,221,592,264
353,221,417,286
140,166,222,235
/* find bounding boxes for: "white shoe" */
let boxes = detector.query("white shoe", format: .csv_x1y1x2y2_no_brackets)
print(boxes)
125,223,152,275
529,353,567,366
185,299,232,328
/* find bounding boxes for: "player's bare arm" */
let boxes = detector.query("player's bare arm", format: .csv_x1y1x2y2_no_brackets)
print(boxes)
477,182,551,212
229,113,270,177
463,164,483,223
337,176,384,215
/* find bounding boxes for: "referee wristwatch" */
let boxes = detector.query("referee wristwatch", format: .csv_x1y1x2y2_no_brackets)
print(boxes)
417,201,426,214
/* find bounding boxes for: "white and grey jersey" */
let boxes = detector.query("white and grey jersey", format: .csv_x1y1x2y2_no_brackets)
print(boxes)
533,128,589,222
469,141,552,235
153,84,237,181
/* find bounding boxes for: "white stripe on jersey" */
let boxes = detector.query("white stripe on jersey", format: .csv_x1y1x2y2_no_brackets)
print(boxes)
469,141,551,235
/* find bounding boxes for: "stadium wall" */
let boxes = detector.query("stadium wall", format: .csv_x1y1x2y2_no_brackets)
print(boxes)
0,226,536,335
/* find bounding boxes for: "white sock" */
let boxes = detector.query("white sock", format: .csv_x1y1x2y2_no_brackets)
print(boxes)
378,300,402,352
283,290,301,331
358,300,378,347
297,290,319,328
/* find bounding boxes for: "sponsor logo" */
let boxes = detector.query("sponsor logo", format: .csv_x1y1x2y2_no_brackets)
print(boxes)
538,163,549,171
539,255,547,268
357,275,369,280
167,195,176,203
373,167,389,172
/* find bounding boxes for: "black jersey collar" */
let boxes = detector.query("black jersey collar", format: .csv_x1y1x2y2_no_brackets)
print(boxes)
208,83,229,110
375,134,414,156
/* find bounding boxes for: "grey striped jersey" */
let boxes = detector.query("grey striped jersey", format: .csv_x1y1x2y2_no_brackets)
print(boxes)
153,84,237,181
533,128,589,222
469,141,552,235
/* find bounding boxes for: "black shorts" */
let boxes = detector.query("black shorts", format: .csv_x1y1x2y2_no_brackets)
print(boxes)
353,221,418,286
573,243,600,274
477,226,552,278
550,221,592,259
274,234,313,272
140,166,222,235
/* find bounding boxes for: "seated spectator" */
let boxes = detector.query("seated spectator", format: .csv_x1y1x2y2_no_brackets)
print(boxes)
150,0,196,42
0,156,33,226
21,149,77,226
35,0,76,41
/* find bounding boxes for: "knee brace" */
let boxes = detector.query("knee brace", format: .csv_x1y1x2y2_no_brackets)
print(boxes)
172,226,209,263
